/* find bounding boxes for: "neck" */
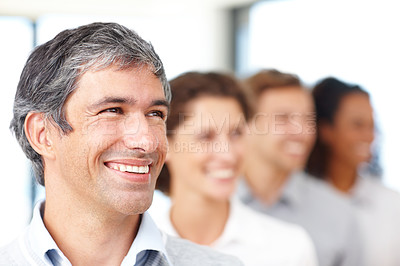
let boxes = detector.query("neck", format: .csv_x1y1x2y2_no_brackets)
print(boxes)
44,187,140,266
243,152,290,205
326,156,358,194
169,190,229,246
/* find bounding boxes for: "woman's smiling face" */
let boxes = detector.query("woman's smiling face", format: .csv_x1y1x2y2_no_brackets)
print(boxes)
167,96,246,202
321,92,375,168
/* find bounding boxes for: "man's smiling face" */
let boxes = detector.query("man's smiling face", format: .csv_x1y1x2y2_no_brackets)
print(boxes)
47,65,169,215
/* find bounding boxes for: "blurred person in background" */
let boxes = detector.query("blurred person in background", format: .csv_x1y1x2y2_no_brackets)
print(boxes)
153,71,318,266
307,77,400,266
237,69,364,266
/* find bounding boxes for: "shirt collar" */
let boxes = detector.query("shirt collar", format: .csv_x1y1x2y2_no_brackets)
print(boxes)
279,171,308,207
237,172,306,209
212,196,246,247
27,200,171,266
236,177,256,205
348,176,374,206
28,200,69,265
122,211,172,265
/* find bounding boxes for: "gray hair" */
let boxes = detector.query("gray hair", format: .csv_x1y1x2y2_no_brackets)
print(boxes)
10,22,171,186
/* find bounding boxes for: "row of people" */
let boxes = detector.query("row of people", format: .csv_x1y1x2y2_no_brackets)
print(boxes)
1,22,399,266
152,72,318,265
150,69,400,266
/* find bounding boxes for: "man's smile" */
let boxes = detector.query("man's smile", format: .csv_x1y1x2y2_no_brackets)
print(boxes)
104,158,154,181
105,162,150,174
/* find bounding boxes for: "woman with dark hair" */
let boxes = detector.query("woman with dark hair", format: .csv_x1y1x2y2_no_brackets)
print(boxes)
307,77,374,186
307,77,400,266
151,71,317,266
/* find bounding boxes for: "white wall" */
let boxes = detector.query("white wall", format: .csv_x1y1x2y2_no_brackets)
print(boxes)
36,11,232,79
0,17,34,247
244,0,400,192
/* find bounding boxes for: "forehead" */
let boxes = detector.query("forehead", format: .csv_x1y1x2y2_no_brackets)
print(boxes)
180,96,244,128
71,65,164,104
258,87,313,113
336,93,373,118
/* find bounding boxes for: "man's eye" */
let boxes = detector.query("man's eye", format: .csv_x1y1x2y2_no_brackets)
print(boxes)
274,113,291,124
148,110,166,119
99,107,122,114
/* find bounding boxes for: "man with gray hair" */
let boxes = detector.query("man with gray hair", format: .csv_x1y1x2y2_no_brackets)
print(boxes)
0,22,242,266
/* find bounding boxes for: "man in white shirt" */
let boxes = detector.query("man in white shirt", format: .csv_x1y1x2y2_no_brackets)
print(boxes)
0,22,242,266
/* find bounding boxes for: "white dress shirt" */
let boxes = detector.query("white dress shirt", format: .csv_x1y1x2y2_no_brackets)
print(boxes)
15,200,172,266
151,196,318,266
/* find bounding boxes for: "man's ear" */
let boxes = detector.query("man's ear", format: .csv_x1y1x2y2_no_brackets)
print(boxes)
24,112,56,160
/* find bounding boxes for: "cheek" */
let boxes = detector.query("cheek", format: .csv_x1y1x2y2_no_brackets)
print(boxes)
183,144,208,165
153,124,167,147
251,115,269,134
84,119,124,146
336,129,358,147
157,134,168,158
83,116,123,136
253,133,274,155
168,148,208,187
328,130,354,156
232,139,246,161
84,131,120,159
305,133,316,149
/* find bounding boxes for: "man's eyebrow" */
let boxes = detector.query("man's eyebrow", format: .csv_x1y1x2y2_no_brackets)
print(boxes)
89,97,137,110
151,99,170,111
88,97,169,111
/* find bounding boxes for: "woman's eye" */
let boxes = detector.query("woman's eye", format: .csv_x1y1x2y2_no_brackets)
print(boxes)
231,129,243,138
198,132,214,141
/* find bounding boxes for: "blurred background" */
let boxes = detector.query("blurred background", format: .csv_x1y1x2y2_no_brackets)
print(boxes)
1,0,399,246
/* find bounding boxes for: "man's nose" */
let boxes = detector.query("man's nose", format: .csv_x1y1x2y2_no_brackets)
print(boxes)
122,114,159,153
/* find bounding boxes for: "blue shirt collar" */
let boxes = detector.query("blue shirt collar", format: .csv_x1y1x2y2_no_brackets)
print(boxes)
122,211,171,265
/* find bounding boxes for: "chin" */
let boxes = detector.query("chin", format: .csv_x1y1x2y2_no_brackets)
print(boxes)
210,189,235,202
288,158,307,169
111,193,153,215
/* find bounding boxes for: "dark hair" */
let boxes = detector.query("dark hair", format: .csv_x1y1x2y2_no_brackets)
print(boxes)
306,77,369,178
156,71,250,194
10,22,170,186
243,69,302,117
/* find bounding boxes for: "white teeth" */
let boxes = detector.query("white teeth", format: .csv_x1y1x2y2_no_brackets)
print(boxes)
112,164,149,174
138,166,147,173
132,166,139,173
119,164,127,172
208,169,235,180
